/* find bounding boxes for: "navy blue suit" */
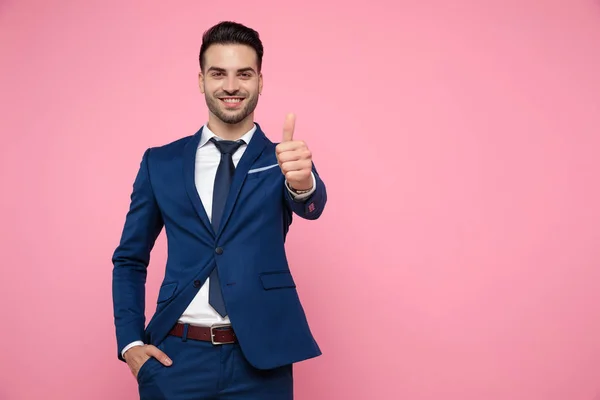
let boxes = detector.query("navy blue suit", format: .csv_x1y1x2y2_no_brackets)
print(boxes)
112,124,327,397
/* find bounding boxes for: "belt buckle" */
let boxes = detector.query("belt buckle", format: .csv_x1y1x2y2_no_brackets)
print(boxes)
210,324,234,345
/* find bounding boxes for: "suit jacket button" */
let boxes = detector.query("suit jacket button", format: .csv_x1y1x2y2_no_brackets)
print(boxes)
215,247,223,255
193,280,201,288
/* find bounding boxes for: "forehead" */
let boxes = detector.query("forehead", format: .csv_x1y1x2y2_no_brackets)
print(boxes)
203,44,258,70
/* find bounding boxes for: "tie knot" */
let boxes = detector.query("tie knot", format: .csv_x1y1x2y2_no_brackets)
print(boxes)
211,137,244,155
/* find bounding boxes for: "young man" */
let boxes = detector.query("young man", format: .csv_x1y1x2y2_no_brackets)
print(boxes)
111,21,327,399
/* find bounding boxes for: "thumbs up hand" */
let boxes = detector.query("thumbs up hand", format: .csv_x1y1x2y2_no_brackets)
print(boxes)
275,113,313,191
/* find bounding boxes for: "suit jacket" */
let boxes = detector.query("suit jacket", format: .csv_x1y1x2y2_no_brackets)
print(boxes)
111,123,327,370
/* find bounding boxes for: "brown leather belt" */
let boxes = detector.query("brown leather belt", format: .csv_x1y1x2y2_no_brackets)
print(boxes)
168,323,237,345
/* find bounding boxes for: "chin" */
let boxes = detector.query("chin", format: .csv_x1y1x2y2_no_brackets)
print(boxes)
220,113,247,125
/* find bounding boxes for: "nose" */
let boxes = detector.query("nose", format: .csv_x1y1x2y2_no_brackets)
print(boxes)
222,76,240,93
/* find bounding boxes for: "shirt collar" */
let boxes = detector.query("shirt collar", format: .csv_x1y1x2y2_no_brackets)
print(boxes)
198,123,257,148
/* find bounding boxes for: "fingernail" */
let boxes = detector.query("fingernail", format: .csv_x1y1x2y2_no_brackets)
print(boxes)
165,358,172,366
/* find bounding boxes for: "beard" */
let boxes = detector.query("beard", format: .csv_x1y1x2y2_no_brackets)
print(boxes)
205,90,259,125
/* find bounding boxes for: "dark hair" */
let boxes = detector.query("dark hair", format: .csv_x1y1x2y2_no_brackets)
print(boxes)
199,21,264,72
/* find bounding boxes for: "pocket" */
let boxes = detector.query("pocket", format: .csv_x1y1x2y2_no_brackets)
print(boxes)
247,163,279,179
259,271,296,290
157,282,177,303
136,357,157,383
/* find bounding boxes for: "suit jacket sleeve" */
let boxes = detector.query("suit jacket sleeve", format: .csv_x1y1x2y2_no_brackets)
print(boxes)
283,162,327,220
111,148,164,361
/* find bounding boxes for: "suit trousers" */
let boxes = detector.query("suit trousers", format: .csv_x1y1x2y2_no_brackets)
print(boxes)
136,332,294,399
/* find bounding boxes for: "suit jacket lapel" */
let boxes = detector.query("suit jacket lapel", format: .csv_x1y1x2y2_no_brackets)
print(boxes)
183,126,215,237
216,124,269,240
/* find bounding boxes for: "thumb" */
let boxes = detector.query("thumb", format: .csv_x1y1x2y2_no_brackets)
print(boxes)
147,345,172,366
282,113,295,142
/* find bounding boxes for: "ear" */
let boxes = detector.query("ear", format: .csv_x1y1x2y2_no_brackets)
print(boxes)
258,72,263,95
198,72,205,94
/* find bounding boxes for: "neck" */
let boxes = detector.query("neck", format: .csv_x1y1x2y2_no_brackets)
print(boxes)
207,113,255,141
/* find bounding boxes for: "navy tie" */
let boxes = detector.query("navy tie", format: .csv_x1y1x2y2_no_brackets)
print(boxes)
209,137,244,317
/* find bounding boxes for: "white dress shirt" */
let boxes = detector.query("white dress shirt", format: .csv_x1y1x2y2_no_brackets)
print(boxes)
122,123,316,356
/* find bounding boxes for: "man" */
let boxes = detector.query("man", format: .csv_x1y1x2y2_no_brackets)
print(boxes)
111,21,327,399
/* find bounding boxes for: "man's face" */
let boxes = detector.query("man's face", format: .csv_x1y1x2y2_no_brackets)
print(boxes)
199,44,263,125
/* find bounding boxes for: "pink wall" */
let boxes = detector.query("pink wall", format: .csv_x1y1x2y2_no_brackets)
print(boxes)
1,0,600,399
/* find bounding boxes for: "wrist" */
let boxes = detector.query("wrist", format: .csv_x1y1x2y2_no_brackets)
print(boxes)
289,185,312,194
122,341,144,360
123,348,134,359
288,179,313,193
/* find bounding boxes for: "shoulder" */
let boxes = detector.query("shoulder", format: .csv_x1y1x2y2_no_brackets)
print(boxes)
252,124,276,149
143,133,196,162
152,134,194,152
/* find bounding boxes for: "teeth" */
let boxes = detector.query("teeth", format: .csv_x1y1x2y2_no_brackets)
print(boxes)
223,98,241,103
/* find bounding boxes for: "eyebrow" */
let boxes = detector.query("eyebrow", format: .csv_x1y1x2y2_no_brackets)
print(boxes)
207,66,257,74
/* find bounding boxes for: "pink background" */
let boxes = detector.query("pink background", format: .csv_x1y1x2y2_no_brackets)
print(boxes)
1,0,600,399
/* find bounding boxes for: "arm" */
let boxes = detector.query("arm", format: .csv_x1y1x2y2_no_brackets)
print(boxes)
112,148,164,362
276,114,327,220
283,165,327,220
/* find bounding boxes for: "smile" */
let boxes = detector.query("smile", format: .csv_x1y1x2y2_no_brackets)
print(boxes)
220,98,243,103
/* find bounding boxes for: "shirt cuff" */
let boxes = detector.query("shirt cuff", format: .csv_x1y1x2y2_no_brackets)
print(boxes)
285,172,316,201
121,341,145,358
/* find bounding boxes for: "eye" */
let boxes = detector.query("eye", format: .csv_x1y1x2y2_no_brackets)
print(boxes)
211,72,224,77
240,73,252,78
